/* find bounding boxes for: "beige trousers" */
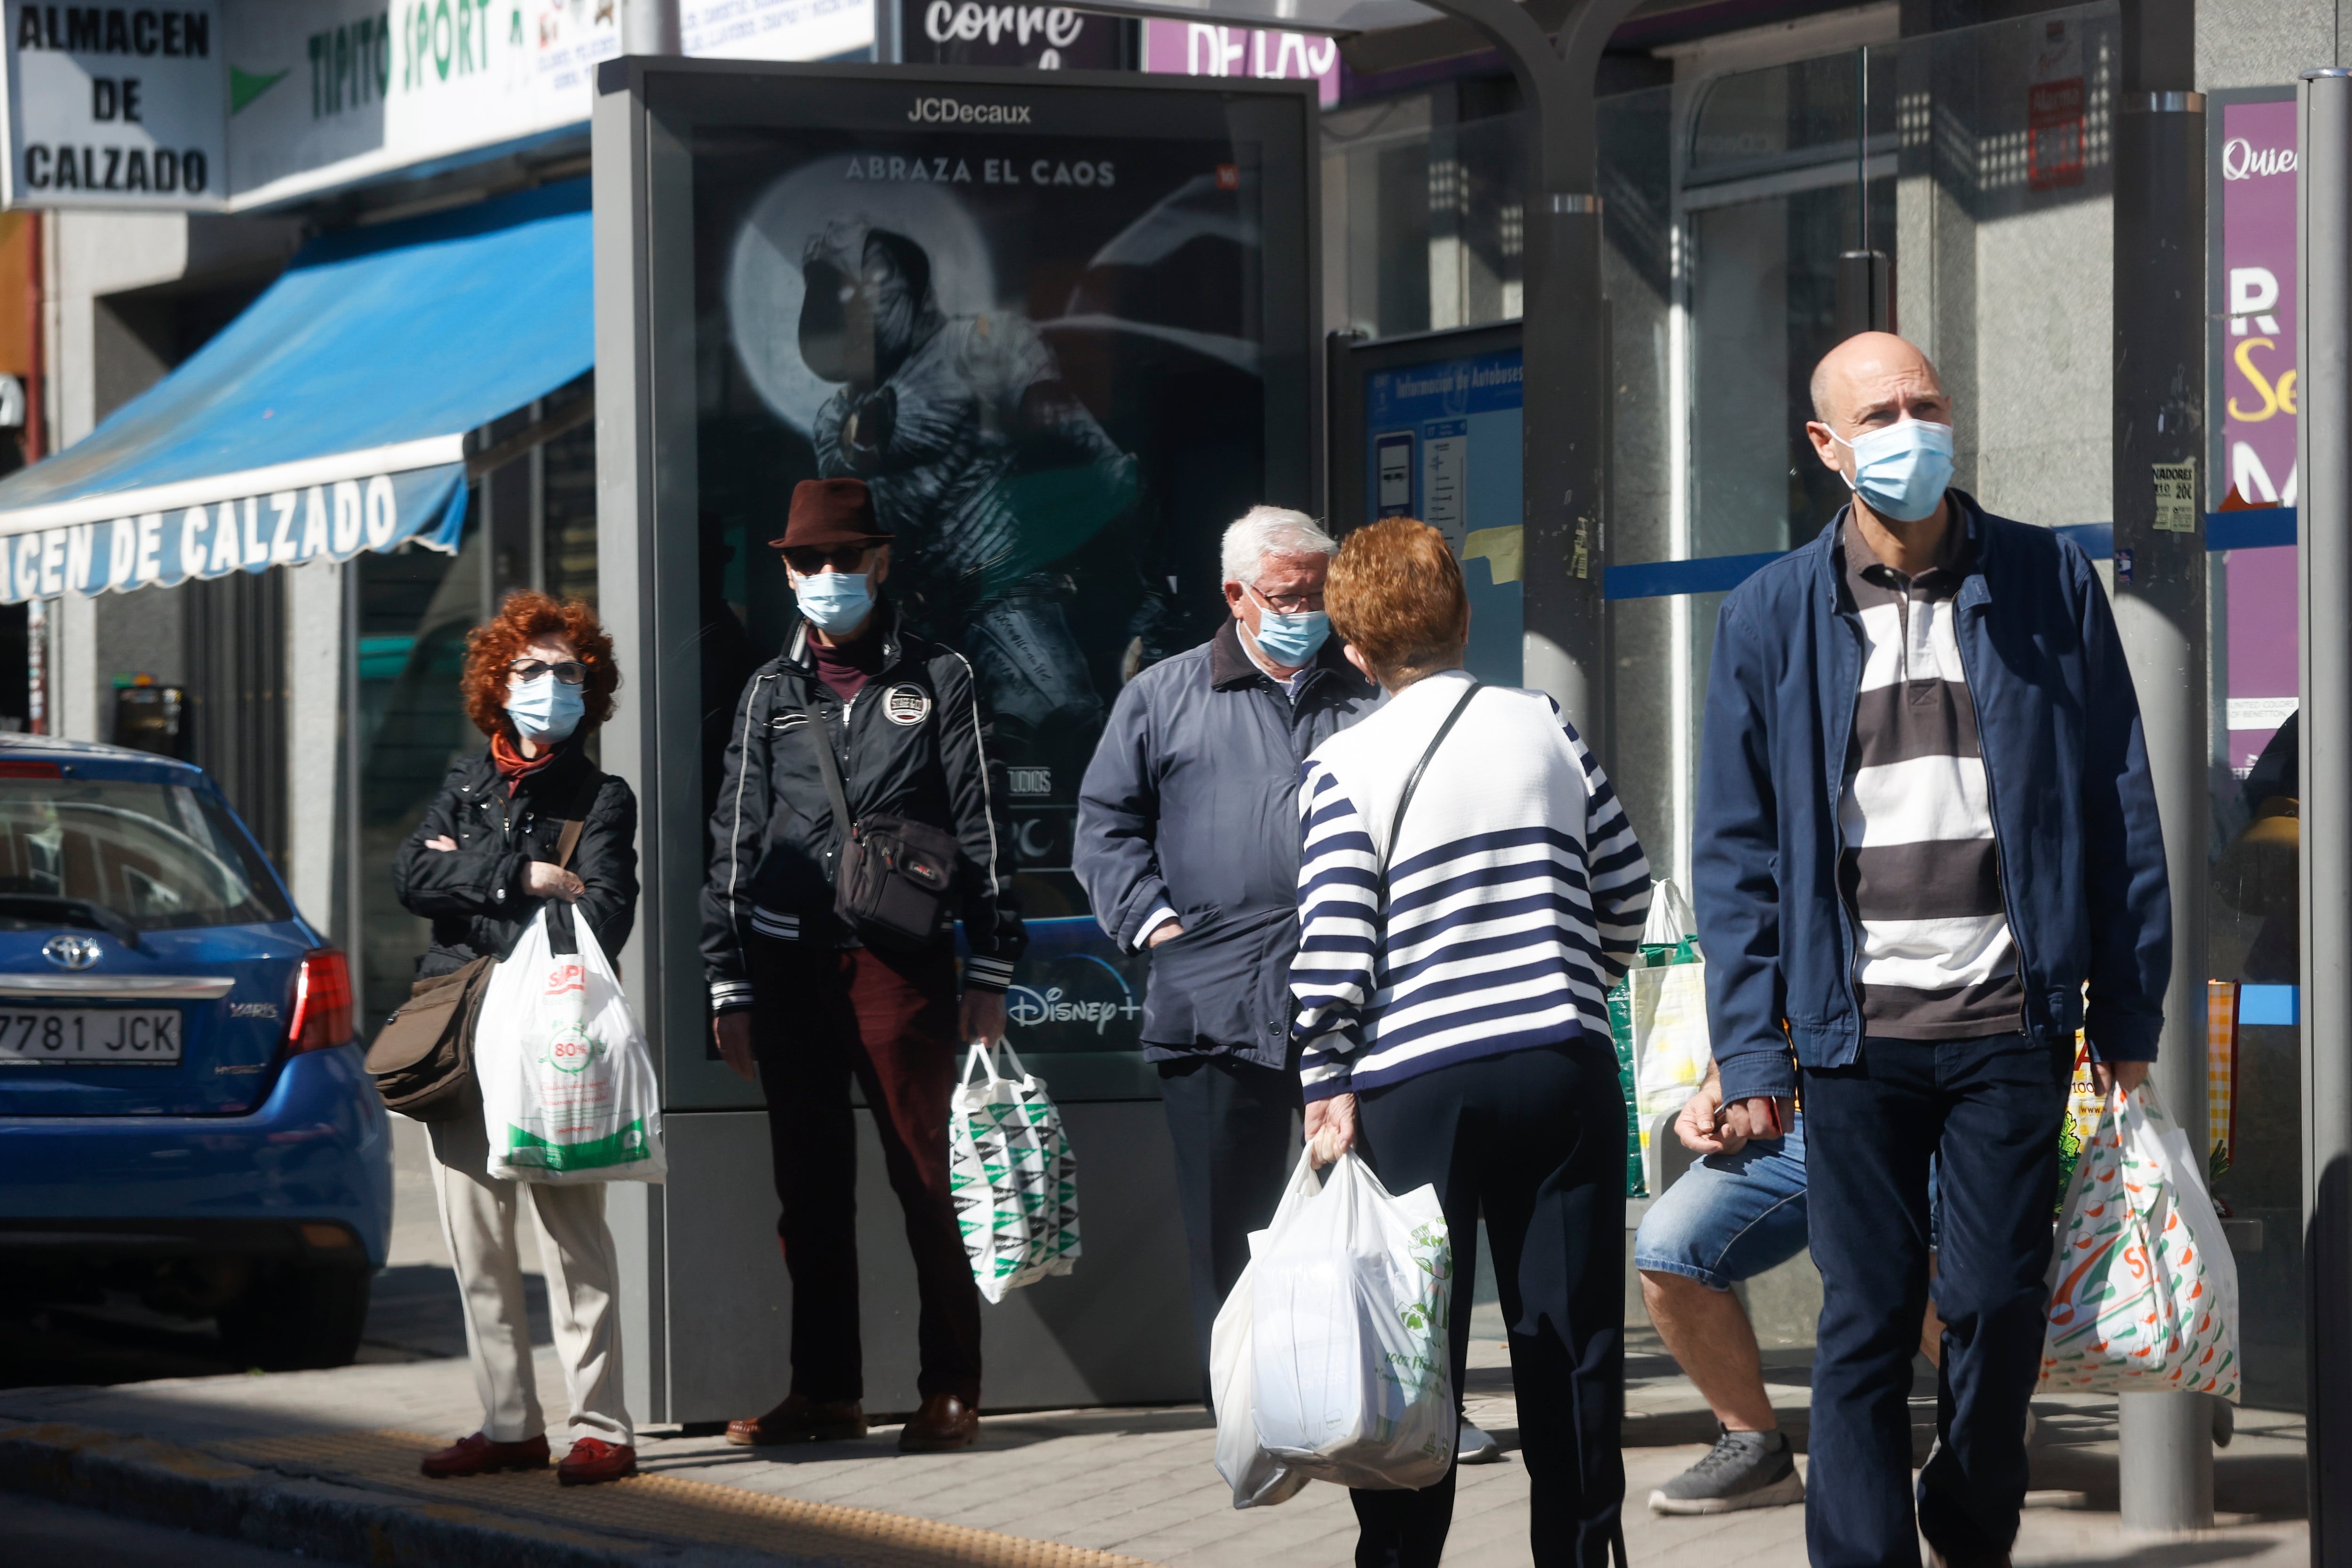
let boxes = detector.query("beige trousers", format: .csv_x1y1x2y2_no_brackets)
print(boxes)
428,1088,632,1445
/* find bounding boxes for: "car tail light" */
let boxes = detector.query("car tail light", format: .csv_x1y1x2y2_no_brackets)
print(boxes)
0,761,60,778
286,948,354,1054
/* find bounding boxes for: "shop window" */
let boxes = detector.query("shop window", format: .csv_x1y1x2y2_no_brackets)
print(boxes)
184,569,288,868
353,529,483,1027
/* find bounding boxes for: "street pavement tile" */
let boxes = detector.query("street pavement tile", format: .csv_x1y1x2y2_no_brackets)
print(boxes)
0,1323,2316,1568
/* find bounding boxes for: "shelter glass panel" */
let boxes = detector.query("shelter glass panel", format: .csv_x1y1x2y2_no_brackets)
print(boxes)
659,72,1317,1099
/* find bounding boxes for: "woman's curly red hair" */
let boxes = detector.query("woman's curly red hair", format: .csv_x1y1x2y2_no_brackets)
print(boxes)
461,591,620,740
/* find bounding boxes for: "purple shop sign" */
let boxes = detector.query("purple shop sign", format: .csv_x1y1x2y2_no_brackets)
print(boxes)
1141,20,1340,105
2218,98,2300,775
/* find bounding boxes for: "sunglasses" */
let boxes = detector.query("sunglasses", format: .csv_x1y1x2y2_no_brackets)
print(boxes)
510,659,589,685
784,546,873,575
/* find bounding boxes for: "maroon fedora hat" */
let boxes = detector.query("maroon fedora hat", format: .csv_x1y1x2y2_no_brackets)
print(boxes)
770,478,893,551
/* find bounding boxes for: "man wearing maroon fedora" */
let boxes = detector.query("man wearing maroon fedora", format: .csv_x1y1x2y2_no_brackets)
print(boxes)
702,476,1025,1453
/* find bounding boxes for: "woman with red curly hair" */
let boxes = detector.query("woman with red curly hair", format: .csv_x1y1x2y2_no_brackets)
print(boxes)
392,590,642,1488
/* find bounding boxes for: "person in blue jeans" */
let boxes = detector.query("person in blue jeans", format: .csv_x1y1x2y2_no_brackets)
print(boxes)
1637,1062,1945,1516
1693,334,2166,1568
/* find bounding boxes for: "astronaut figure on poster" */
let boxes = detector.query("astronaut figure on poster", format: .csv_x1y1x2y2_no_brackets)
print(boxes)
797,217,1138,742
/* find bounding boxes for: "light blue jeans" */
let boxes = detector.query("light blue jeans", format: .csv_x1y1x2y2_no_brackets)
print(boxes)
1633,1114,1810,1291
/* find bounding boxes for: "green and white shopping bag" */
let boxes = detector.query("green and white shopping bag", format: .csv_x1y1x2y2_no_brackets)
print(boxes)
949,1042,1080,1302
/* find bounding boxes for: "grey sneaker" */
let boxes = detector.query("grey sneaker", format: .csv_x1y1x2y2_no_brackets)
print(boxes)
1458,1421,1503,1464
1648,1427,1804,1515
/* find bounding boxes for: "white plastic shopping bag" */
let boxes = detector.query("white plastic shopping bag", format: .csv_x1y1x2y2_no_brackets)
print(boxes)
2039,1080,2239,1399
475,904,666,1184
951,1042,1080,1302
1211,1154,1321,1509
1245,1151,1454,1492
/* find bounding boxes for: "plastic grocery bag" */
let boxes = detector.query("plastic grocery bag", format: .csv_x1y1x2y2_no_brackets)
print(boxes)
476,903,665,1185
1606,879,1711,1196
1211,1154,1320,1509
1243,1151,1454,1492
2039,1080,2239,1399
950,1043,1079,1301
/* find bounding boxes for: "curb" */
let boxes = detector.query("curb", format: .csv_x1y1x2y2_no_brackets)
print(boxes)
0,1421,692,1567
0,1420,1170,1568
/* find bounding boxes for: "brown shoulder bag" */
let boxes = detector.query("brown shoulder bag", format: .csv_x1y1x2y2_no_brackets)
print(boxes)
367,818,583,1120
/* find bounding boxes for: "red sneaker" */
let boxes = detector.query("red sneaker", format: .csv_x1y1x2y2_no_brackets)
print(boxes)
420,1432,549,1479
558,1437,639,1487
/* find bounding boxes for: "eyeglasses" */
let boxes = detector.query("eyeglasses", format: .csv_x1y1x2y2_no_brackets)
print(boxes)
510,659,589,685
784,546,872,575
1248,582,1326,615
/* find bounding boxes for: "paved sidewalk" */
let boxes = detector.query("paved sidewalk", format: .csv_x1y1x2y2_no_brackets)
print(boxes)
0,1322,2311,1568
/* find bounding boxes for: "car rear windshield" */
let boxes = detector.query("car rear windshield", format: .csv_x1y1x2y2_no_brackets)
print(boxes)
0,775,292,932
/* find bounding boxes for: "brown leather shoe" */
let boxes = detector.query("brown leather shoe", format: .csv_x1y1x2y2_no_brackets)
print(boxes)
724,1393,869,1446
557,1437,638,1486
420,1431,550,1479
898,1393,979,1453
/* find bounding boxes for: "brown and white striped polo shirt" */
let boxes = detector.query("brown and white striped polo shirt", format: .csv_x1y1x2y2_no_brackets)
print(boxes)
1836,512,2026,1038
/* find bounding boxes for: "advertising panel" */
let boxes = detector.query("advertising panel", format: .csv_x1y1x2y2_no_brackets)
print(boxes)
222,0,618,208
674,68,1313,1085
2213,93,2297,779
1140,19,1338,105
898,1,1131,70
1,0,224,209
225,0,870,211
681,0,868,63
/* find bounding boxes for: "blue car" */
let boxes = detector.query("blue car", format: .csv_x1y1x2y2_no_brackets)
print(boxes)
0,734,391,1370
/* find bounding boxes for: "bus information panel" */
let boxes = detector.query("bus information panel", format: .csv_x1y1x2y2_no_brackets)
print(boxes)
1330,322,1523,686
626,62,1317,1097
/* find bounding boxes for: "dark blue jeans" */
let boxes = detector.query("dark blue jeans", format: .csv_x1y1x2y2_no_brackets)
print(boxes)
1802,1032,2071,1568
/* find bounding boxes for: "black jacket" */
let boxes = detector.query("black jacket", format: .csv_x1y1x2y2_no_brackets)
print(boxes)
1072,620,1377,1064
392,737,640,981
702,603,1024,1012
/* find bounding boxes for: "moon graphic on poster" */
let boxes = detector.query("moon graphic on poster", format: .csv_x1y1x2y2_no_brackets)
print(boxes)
727,160,996,436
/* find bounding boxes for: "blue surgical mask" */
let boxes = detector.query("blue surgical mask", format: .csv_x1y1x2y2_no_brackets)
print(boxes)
506,674,584,744
1247,586,1330,666
795,571,874,634
1836,419,1955,524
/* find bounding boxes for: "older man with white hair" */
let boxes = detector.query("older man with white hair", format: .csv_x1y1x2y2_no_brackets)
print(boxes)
1075,505,1378,1397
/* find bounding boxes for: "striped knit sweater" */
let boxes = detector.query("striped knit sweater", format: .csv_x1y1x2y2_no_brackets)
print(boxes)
1290,670,1651,1101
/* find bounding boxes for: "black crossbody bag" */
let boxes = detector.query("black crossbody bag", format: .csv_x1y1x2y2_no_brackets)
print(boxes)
1378,680,1483,910
803,702,962,951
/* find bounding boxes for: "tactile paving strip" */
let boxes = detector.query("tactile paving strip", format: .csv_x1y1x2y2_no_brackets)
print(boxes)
219,1429,1166,1568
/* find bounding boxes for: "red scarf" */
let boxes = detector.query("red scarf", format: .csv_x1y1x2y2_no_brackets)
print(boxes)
491,731,561,787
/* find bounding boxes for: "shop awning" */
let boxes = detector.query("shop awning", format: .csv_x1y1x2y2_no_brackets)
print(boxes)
0,179,593,603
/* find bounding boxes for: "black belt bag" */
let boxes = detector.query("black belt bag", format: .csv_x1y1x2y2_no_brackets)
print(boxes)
804,702,960,951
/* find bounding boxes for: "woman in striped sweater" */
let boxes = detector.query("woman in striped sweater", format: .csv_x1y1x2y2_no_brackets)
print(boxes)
1291,517,1651,1568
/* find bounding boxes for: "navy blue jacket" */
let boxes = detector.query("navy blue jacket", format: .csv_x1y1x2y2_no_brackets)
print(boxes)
1693,496,2171,1106
1073,620,1378,1064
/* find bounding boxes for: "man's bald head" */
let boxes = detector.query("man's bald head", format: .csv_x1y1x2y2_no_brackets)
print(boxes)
1809,332,1948,430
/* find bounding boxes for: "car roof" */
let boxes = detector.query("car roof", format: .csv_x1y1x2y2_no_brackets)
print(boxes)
0,732,204,776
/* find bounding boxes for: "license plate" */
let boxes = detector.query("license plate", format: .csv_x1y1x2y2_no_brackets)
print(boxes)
0,1009,182,1065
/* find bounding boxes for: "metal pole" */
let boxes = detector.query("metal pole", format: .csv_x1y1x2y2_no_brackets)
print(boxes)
1411,0,1639,753
2111,78,2214,1533
621,0,679,56
2298,64,2352,1568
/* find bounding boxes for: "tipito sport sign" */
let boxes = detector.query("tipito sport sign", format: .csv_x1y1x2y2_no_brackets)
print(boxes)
1,1,224,209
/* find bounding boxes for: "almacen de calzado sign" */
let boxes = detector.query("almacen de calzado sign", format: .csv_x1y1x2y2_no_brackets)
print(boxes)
0,1,224,207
